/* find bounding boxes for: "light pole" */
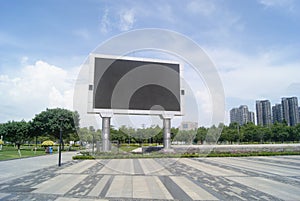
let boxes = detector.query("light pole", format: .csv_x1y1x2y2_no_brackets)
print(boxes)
58,118,63,167
92,131,95,155
237,124,240,144
0,135,3,151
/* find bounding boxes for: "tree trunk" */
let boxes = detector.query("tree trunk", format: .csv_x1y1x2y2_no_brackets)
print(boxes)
17,143,21,150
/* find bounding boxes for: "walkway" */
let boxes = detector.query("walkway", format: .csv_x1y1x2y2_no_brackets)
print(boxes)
0,151,76,183
0,155,300,200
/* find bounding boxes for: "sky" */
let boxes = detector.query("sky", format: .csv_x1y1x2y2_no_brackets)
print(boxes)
1,0,300,128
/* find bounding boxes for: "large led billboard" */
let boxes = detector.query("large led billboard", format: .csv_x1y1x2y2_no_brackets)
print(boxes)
88,54,183,116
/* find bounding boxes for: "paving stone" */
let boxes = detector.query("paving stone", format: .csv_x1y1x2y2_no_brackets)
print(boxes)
1,156,300,200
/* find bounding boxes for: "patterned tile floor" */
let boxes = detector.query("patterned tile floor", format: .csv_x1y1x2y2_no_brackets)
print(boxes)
1,156,300,200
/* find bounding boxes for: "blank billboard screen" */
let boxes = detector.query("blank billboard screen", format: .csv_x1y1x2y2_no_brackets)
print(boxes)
91,56,181,113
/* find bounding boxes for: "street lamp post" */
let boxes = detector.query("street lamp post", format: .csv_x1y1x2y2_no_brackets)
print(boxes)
0,135,3,151
58,118,63,167
92,132,95,155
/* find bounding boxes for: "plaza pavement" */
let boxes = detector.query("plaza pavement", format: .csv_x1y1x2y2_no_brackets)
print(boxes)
0,151,75,184
0,153,300,200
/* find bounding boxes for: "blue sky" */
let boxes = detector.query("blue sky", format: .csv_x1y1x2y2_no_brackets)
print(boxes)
1,0,300,127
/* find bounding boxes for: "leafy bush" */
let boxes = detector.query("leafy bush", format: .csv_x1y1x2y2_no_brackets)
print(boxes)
73,155,95,160
79,151,91,156
70,149,300,160
181,153,200,158
206,151,300,157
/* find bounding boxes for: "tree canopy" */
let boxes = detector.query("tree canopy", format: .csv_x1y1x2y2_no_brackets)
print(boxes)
0,120,30,149
31,108,79,148
1,107,300,148
0,108,80,149
31,108,79,139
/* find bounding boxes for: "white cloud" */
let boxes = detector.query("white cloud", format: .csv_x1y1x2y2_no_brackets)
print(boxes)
155,3,175,24
204,46,300,124
258,0,293,7
184,2,245,45
186,0,216,16
99,8,136,33
20,56,29,65
207,47,300,103
49,86,74,109
258,0,295,11
0,60,78,122
119,9,135,31
100,8,110,34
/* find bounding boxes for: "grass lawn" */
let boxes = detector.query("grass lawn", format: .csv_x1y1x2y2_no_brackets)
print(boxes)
0,146,47,161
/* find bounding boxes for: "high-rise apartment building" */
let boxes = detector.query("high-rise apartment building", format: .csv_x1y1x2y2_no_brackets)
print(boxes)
230,108,240,124
239,105,249,125
272,104,283,123
256,100,272,126
281,97,300,126
249,111,255,124
230,105,255,125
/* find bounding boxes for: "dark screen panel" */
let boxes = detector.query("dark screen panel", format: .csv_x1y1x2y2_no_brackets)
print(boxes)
93,57,181,111
129,84,180,111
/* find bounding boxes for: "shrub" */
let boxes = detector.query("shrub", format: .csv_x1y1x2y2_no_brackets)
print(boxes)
79,151,91,156
73,155,95,160
181,153,200,158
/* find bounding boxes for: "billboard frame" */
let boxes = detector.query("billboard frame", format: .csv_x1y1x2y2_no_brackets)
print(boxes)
87,53,184,116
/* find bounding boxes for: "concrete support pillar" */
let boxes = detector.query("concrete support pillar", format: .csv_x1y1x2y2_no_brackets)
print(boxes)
101,116,111,152
160,114,174,152
163,118,171,149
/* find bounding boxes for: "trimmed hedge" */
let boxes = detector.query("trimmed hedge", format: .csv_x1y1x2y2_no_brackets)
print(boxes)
72,151,300,160
206,151,300,157
73,155,95,160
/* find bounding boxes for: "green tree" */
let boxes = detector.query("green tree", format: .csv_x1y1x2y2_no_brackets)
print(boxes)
0,120,30,150
293,123,300,142
286,124,300,142
118,125,135,144
262,126,273,142
65,132,80,144
272,122,289,142
170,127,179,141
220,124,238,144
78,127,92,143
173,130,196,144
95,129,102,141
205,124,223,144
111,127,126,144
194,127,208,144
241,122,257,143
152,126,163,144
31,108,79,150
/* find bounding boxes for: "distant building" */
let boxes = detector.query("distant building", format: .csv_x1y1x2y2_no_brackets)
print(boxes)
239,105,249,125
281,97,300,126
230,108,240,124
179,121,198,131
230,105,255,125
272,104,283,123
249,111,255,124
256,100,272,126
